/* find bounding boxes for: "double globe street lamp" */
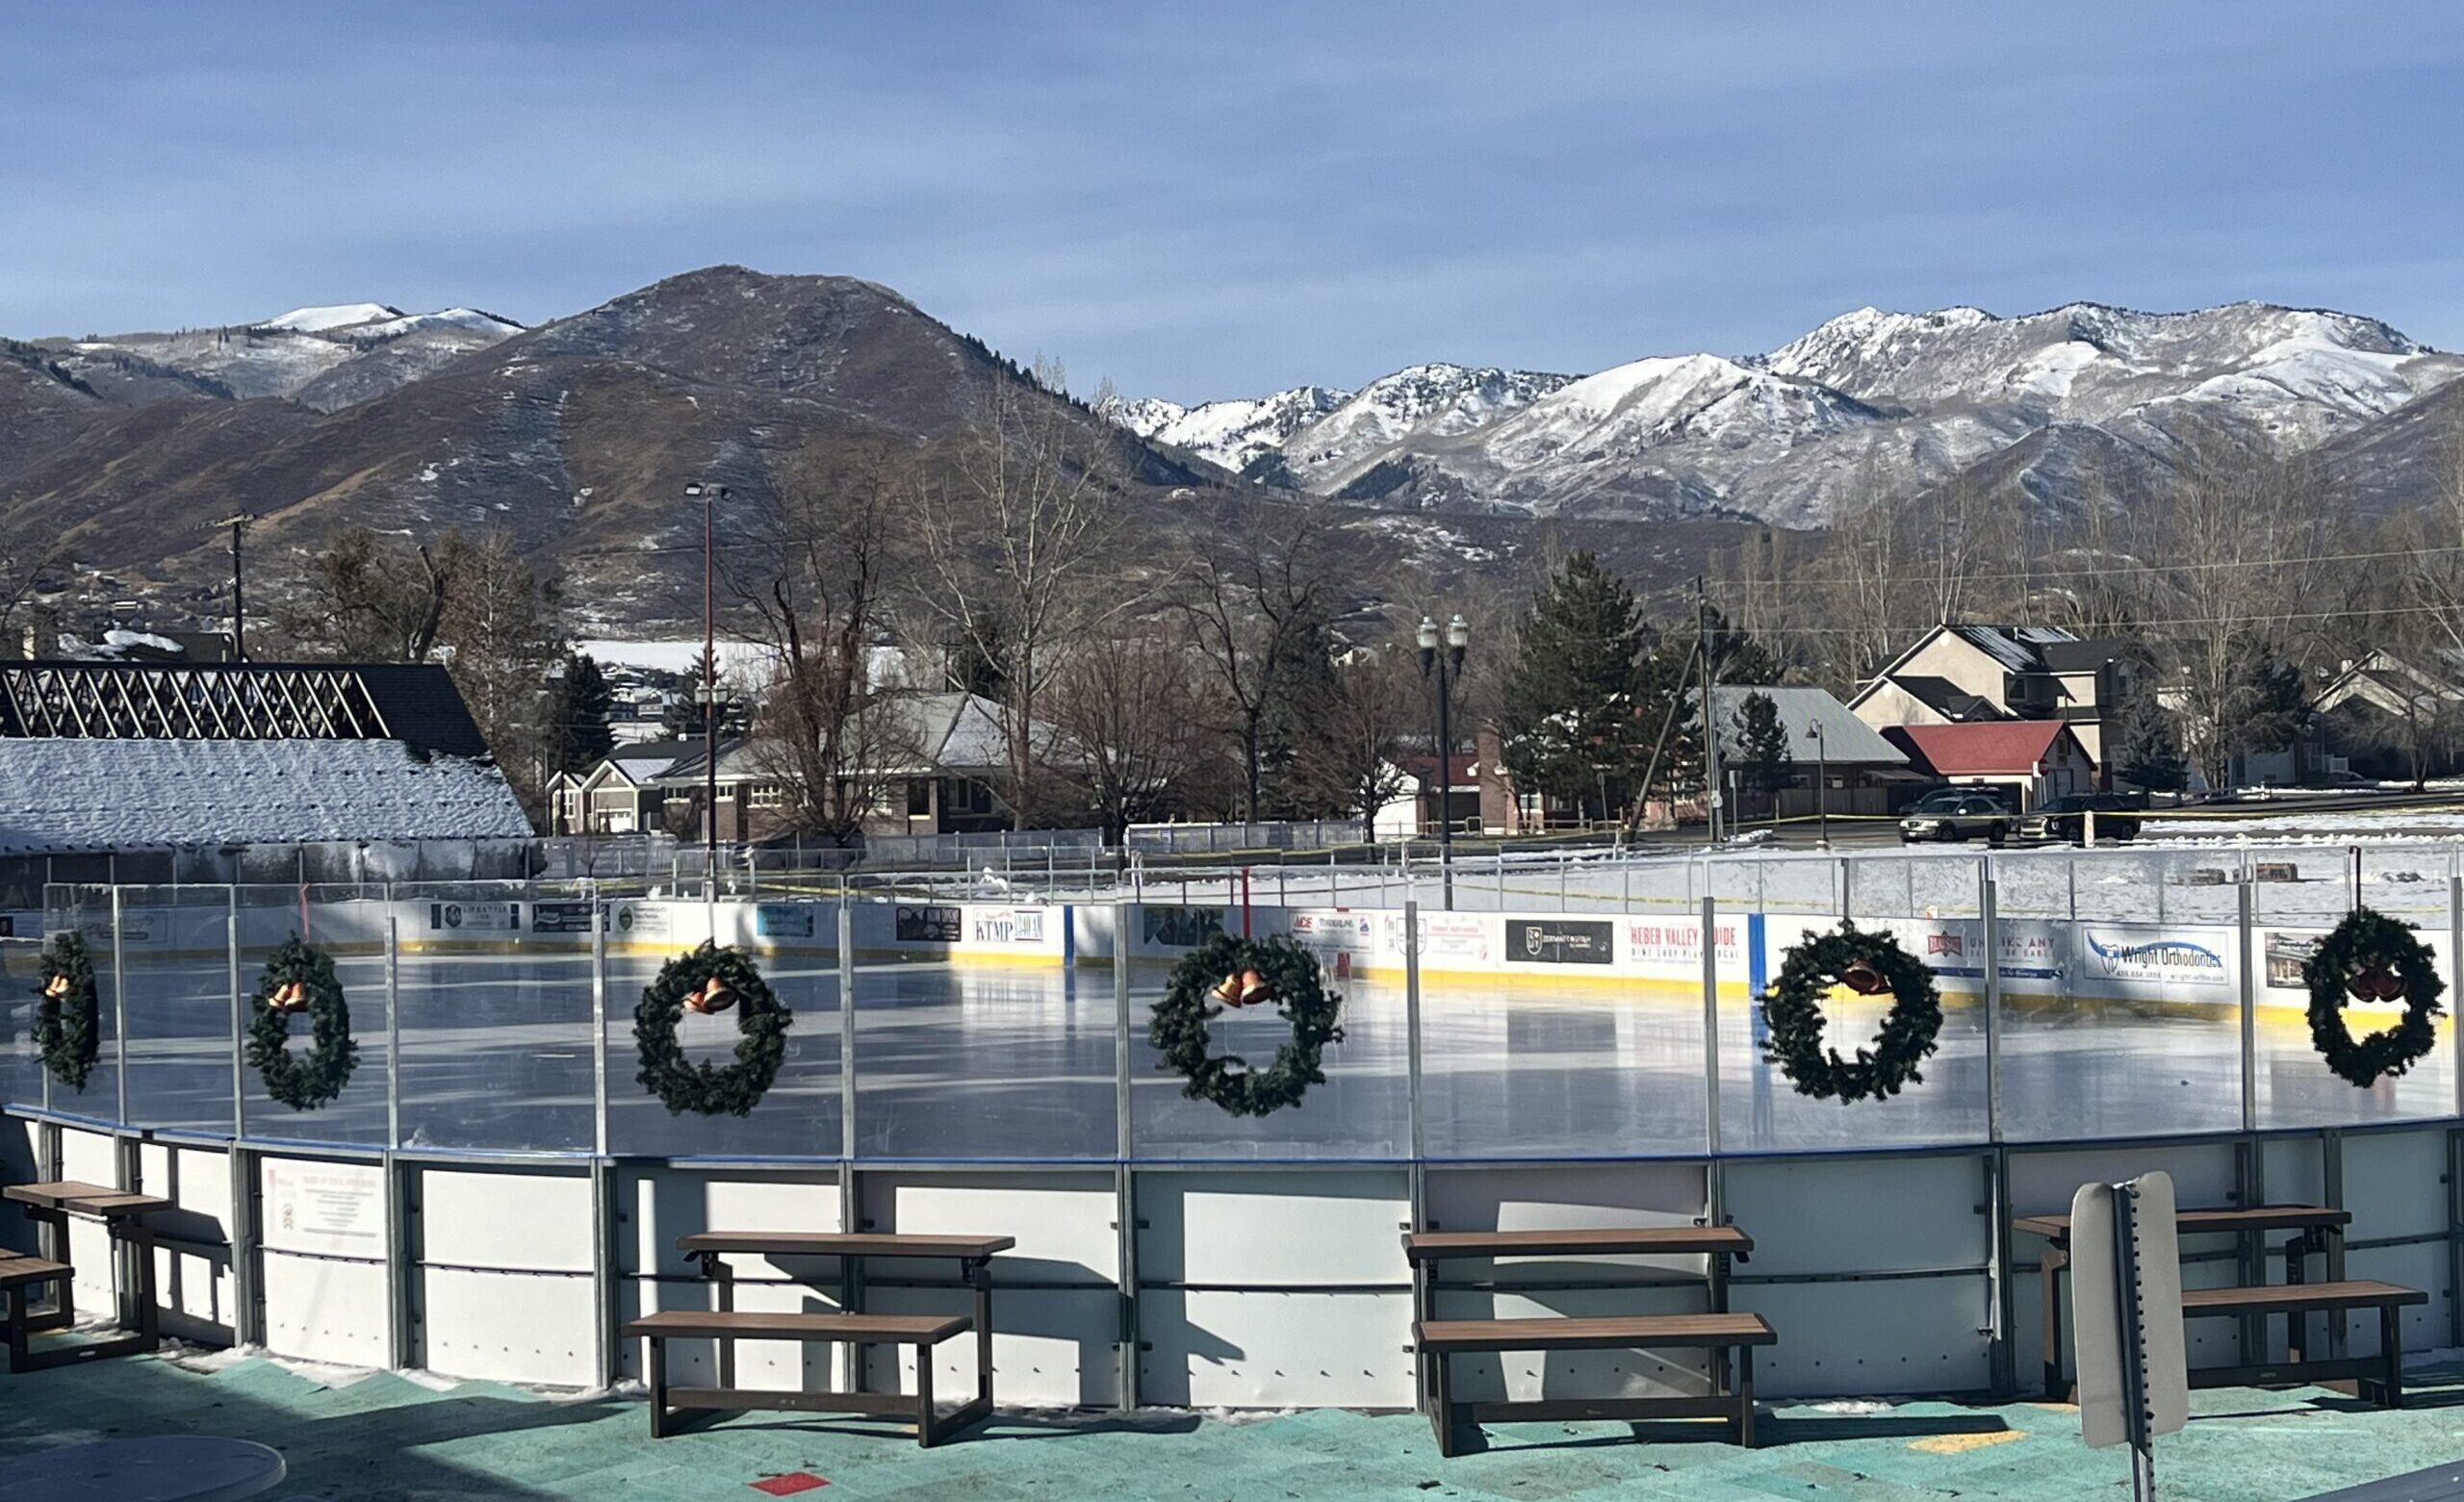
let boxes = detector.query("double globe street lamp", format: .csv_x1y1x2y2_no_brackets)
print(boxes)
1417,612,1471,911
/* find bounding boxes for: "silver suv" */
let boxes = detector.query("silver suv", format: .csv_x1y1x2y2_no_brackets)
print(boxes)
1897,788,2013,846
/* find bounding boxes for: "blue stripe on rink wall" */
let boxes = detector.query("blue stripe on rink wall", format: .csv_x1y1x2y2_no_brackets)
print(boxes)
1749,911,1769,1038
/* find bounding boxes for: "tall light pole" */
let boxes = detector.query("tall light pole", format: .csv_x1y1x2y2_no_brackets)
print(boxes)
213,513,254,660
1418,612,1470,911
1808,718,1831,852
685,482,730,889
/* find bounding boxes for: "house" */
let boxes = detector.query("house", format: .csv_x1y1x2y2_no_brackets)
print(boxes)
550,691,1028,843
0,660,532,856
1710,685,1918,820
2312,649,2464,782
1880,722,2093,811
1372,751,1485,840
1849,624,2136,774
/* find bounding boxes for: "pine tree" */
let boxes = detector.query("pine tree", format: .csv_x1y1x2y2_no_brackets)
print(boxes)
2111,696,2187,792
1733,692,1796,806
1499,552,1656,820
555,652,616,773
1702,604,1783,685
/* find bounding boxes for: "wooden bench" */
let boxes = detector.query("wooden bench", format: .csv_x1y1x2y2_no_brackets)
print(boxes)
2,1181,170,1372
0,1253,74,1373
2180,1280,2426,1407
1405,1226,1769,1457
2018,1204,2351,1398
627,1310,986,1444
629,1231,1014,1445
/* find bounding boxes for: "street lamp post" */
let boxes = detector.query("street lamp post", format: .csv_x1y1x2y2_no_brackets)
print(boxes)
685,481,730,894
1808,719,1831,852
1417,612,1470,911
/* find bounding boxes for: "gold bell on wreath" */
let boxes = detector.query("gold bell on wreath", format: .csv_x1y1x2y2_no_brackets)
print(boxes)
1212,972,1245,1006
268,980,308,1013
2348,965,2405,1004
43,974,69,999
1839,959,1889,997
1238,969,1276,1006
684,976,735,1015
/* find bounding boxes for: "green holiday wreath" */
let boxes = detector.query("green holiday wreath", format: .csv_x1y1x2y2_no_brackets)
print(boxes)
1760,921,1943,1103
1149,933,1345,1117
33,929,101,1091
245,934,360,1112
2303,907,2445,1088
633,941,792,1116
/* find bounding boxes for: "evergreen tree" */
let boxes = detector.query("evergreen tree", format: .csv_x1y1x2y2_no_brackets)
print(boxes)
1732,692,1796,809
1499,552,1656,820
555,652,616,772
2110,696,2187,792
1702,604,1783,685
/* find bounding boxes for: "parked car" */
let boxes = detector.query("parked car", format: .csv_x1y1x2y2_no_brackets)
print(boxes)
1897,788,2014,846
2017,793,2143,845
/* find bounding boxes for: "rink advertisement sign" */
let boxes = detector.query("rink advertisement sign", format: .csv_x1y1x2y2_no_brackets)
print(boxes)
896,904,963,943
1142,905,1223,949
1881,918,2066,985
1289,910,1373,950
1506,918,1614,965
612,904,669,936
429,901,519,932
531,901,597,934
2264,930,2322,991
1623,919,1743,970
756,904,816,939
1382,912,1492,963
2078,928,2229,989
968,907,1045,944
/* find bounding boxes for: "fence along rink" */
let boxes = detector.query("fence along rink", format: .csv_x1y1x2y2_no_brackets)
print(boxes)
0,841,2452,1158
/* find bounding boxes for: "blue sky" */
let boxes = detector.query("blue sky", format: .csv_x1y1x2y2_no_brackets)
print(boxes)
4,4,2460,401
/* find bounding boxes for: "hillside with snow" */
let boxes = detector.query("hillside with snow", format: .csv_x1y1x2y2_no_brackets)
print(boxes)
30,301,525,410
1110,301,2464,527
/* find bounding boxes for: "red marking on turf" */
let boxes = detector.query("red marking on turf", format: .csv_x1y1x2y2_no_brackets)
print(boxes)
750,1472,828,1495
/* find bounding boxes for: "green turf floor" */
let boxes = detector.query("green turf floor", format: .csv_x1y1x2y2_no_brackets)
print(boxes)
3,1351,2459,1500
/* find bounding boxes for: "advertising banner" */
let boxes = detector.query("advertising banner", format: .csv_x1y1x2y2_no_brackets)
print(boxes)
895,904,963,943
1505,918,1615,965
1381,912,1493,964
611,903,670,937
531,900,597,934
967,907,1046,944
1141,906,1223,949
756,903,816,939
428,900,520,932
2074,925,2233,995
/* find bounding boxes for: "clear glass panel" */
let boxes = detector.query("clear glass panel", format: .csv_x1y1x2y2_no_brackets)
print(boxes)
235,884,390,1145
604,897,843,1158
395,881,596,1153
854,902,1112,1159
2002,848,2245,1141
36,887,121,1121
1128,905,1407,1159
1421,906,1708,1158
0,920,41,1110
1722,853,1989,1151
116,886,240,1134
2252,843,2454,1129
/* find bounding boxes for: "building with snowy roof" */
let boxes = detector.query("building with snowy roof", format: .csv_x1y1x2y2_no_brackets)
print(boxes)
1847,624,2139,775
0,660,531,892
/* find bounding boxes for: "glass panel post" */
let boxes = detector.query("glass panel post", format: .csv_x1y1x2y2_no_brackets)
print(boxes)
1701,894,1721,1156
591,880,609,1158
385,898,402,1149
112,885,128,1128
2239,860,2257,1134
228,885,244,1141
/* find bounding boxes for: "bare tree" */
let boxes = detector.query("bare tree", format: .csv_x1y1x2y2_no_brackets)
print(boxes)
1178,513,1338,821
731,446,915,845
1048,633,1210,844
910,363,1137,827
1285,644,1421,842
283,526,457,662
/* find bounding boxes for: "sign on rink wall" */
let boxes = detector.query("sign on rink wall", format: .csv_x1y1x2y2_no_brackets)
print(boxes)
2071,924,2237,1000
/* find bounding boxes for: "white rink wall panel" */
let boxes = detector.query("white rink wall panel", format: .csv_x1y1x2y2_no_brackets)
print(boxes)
866,1286,1120,1407
867,1171,1118,1284
417,1168,594,1273
1141,1171,1410,1287
2341,1130,2446,1241
1433,1284,1715,1403
138,1140,236,1343
1739,1276,1992,1396
617,1275,842,1390
2343,1241,2449,1358
1141,1289,1414,1408
262,1248,390,1367
2010,1142,2238,1219
1724,1156,1989,1277
616,1169,841,1279
1424,1162,1711,1282
419,1264,595,1387
60,1127,120,1311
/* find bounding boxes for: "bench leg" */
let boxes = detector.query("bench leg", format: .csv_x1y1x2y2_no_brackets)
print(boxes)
916,1351,937,1447
2040,1245,2066,1399
2377,1305,2404,1410
3,1286,23,1375
1736,1346,1757,1448
973,1259,994,1409
647,1337,670,1439
1430,1349,1457,1458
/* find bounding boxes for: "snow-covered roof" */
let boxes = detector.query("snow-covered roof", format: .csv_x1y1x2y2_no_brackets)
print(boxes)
1711,686,1909,766
0,739,531,853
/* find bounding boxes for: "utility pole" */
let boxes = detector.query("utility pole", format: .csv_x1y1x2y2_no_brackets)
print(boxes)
1698,577,1722,844
213,513,254,660
685,482,730,895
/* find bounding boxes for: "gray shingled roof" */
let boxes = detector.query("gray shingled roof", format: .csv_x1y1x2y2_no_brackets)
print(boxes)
1711,685,1909,766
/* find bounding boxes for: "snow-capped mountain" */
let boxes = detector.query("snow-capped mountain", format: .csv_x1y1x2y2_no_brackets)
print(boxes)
1104,385,1351,475
1111,301,2464,527
31,302,526,411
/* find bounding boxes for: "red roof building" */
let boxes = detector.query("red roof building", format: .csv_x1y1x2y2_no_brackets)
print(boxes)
1881,721,2093,809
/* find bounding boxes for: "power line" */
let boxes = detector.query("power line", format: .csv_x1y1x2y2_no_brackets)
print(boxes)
1713,540,2464,591
1741,599,2464,635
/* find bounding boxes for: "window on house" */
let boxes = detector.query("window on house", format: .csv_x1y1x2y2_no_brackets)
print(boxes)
750,783,784,809
907,777,933,816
